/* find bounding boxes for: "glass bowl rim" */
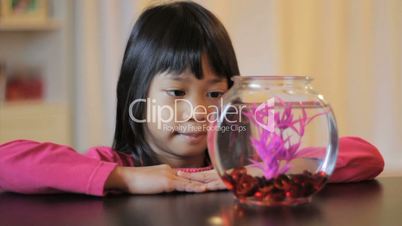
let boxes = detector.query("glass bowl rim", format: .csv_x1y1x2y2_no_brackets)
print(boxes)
231,75,313,82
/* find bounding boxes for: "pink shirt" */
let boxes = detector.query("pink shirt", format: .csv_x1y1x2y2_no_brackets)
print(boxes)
0,136,384,196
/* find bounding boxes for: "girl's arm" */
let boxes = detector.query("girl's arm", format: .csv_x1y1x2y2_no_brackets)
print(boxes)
329,136,384,182
0,139,207,196
0,140,121,196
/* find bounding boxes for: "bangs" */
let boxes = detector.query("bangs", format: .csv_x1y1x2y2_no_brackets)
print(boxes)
137,2,237,81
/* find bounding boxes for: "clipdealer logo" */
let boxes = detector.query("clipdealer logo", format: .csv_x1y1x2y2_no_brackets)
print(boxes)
128,97,276,132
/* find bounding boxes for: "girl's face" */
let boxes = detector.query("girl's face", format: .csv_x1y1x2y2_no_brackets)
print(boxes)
144,57,228,168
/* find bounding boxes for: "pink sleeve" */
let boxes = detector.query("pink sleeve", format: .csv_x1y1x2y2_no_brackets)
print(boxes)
297,136,384,182
329,136,384,182
0,139,133,196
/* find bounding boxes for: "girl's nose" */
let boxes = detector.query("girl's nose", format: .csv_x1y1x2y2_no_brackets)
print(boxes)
184,96,209,122
191,106,208,122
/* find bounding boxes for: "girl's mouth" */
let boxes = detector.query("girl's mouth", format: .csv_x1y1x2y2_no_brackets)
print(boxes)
175,131,207,144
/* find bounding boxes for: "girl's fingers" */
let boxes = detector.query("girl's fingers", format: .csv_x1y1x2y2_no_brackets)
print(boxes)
174,177,207,193
176,170,227,191
206,180,227,191
176,170,218,183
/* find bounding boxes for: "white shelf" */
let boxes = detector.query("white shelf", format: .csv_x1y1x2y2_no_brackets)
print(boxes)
0,102,71,144
0,20,61,32
0,0,73,146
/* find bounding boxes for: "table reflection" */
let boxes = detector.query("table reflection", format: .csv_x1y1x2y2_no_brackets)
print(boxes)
0,180,384,226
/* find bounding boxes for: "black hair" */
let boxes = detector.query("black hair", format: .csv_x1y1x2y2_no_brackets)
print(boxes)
112,1,240,166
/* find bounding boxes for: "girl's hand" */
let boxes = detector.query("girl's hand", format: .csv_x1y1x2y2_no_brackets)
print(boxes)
105,165,207,194
176,169,227,191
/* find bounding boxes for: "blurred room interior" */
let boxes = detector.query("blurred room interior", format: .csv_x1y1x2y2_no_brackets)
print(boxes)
0,0,401,176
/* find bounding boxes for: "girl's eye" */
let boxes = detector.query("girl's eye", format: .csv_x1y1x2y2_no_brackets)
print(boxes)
167,90,186,97
207,91,224,98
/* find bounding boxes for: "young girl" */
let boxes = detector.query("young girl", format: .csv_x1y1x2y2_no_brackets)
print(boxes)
0,1,384,196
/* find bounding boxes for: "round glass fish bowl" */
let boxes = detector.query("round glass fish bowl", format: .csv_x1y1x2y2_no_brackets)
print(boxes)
208,76,338,206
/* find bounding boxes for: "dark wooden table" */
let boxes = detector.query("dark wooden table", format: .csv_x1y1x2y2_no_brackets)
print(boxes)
1,177,401,226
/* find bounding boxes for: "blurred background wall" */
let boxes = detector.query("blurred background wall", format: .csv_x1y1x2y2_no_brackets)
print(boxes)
0,0,401,176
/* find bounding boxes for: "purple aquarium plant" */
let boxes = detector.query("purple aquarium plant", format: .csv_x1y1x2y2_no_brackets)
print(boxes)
243,97,328,180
